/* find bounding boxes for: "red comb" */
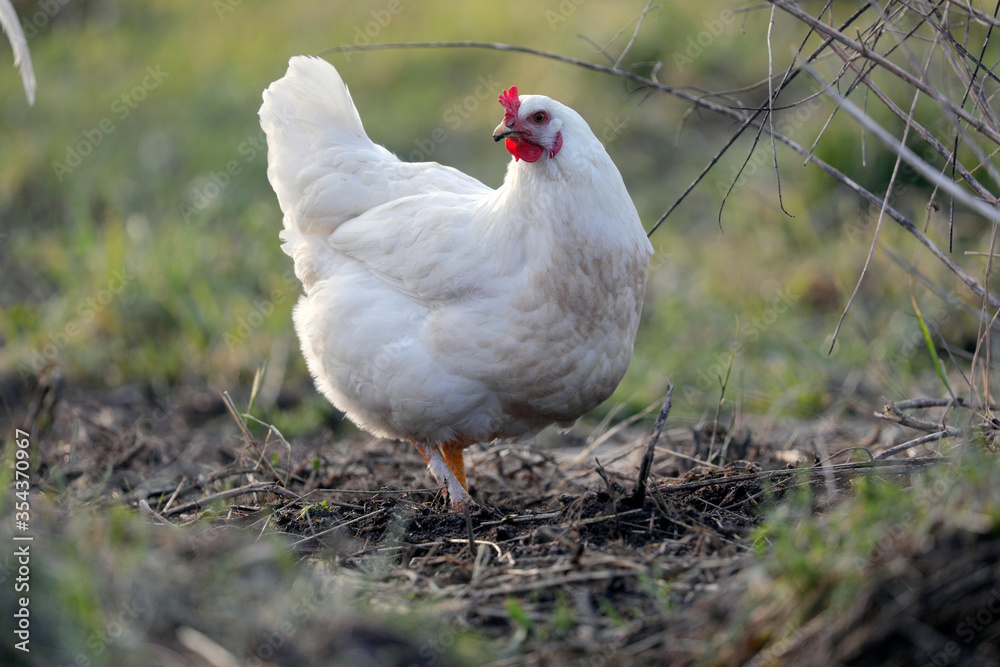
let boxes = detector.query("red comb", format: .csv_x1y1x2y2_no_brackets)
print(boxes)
499,86,520,118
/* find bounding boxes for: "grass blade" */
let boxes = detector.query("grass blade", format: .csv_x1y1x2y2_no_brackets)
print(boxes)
911,294,954,400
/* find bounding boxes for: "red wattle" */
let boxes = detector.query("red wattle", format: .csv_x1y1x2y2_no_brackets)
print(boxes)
505,137,544,163
505,137,519,161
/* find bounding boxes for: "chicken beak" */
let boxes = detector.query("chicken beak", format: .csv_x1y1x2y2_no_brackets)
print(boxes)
493,120,516,142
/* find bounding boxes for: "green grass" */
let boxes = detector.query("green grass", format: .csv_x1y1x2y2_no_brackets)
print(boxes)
2,1,988,432
734,445,1000,662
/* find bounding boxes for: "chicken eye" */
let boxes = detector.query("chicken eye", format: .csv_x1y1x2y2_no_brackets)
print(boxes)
532,112,546,123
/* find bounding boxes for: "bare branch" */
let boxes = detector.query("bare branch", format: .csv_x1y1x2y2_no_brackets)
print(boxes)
321,30,1000,311
801,63,1000,224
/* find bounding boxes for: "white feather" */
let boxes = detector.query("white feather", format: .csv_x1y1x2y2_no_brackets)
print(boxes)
260,55,652,469
0,0,35,105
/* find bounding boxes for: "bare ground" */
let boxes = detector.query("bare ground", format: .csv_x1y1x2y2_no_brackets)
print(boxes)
3,370,1000,665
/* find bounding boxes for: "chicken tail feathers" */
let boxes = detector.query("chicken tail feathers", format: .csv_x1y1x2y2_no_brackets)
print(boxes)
260,56,372,210
260,56,397,289
260,57,492,291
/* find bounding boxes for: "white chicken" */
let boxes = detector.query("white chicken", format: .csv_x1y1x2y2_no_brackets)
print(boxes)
259,56,652,506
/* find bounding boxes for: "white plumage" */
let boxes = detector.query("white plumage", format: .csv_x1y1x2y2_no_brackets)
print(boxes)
260,56,652,505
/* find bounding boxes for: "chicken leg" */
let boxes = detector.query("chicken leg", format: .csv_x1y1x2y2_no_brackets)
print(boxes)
412,440,472,508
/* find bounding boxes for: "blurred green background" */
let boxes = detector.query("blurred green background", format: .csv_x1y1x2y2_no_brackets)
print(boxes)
1,0,991,434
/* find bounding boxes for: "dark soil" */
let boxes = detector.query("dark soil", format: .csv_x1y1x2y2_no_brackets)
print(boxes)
5,370,998,665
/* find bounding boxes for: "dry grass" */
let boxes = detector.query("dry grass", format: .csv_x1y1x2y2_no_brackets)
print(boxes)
4,357,997,664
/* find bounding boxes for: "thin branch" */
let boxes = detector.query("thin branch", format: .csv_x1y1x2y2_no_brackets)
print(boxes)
874,431,952,460
827,31,939,353
832,46,996,202
770,0,1000,146
629,384,673,507
161,482,294,518
614,0,661,71
766,3,793,218
943,0,1000,29
289,508,389,548
875,401,962,434
321,37,1000,310
800,63,1000,223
